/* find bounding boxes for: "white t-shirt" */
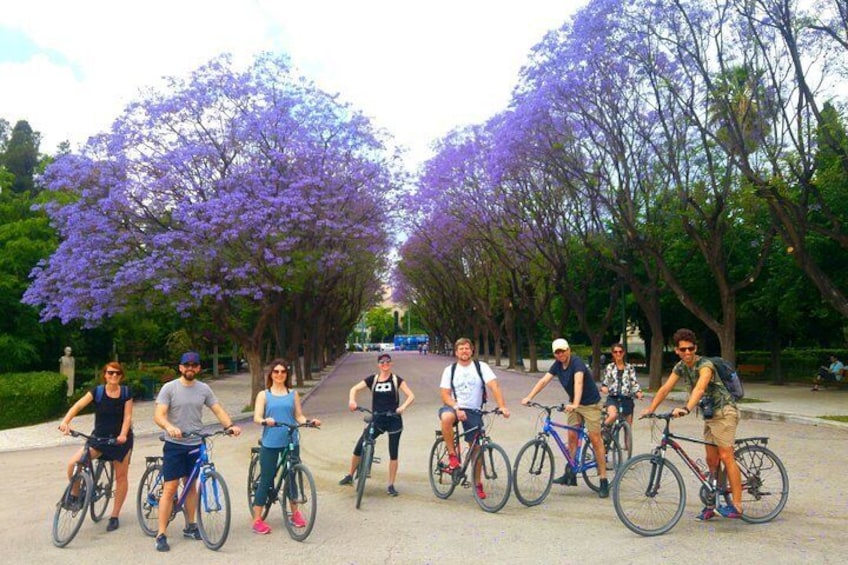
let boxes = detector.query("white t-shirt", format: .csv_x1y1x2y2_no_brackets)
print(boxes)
440,361,497,410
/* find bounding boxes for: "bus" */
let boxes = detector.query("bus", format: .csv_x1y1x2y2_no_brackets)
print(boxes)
393,334,429,351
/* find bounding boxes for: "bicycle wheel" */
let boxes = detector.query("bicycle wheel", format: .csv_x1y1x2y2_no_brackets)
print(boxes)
579,440,601,492
735,445,789,523
355,442,373,509
428,437,457,499
512,438,554,507
52,470,93,547
605,435,624,477
247,450,273,520
612,454,686,536
90,460,114,522
613,420,633,461
282,463,317,542
136,464,163,537
472,442,512,513
197,468,231,551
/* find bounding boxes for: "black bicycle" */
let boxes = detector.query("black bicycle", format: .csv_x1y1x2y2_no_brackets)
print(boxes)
602,396,634,462
350,407,398,509
246,421,318,541
428,408,512,513
52,430,116,547
612,412,789,536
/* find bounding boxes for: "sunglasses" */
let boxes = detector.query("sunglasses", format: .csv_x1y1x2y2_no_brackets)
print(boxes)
612,350,624,354
378,360,392,365
272,368,287,374
554,349,568,354
105,370,122,376
183,362,200,368
678,346,696,352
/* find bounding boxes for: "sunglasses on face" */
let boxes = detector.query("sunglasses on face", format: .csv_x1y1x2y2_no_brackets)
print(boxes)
272,368,287,374
612,350,624,354
378,361,391,365
554,349,568,355
105,370,122,376
678,346,696,352
183,363,200,368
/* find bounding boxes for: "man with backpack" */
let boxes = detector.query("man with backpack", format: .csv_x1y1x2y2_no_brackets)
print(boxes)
339,353,415,496
438,337,510,500
642,328,743,520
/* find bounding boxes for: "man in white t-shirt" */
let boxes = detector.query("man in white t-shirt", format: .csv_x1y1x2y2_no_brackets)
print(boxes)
438,337,510,499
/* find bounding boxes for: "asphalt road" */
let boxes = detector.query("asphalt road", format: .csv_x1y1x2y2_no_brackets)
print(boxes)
2,352,845,564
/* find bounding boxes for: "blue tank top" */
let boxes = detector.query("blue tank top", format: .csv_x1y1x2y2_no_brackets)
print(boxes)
260,389,298,449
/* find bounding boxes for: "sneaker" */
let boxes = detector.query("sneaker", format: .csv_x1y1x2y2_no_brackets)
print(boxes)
598,478,609,499
717,505,743,519
696,506,716,521
475,483,487,500
183,523,202,540
64,494,82,511
387,485,399,497
155,534,170,552
552,468,577,486
252,518,271,534
338,474,353,486
448,454,460,471
106,517,120,532
289,510,307,528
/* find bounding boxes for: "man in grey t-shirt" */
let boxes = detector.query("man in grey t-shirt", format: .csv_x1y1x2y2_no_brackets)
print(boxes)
152,351,242,552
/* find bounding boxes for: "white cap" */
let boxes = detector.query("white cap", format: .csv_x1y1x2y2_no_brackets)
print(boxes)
551,338,570,353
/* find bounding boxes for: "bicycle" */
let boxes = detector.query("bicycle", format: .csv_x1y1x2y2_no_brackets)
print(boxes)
428,407,512,513
611,412,789,536
512,402,621,507
246,421,319,541
602,396,633,461
52,430,116,547
350,407,398,509
136,429,233,550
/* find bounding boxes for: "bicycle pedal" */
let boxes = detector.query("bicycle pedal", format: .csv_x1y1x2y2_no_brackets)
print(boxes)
372,457,381,464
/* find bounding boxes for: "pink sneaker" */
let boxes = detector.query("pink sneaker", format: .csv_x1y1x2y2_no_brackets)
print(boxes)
476,483,487,500
448,454,460,471
252,518,271,535
290,510,307,528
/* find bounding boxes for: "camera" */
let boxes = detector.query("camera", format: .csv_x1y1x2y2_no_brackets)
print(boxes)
699,397,715,419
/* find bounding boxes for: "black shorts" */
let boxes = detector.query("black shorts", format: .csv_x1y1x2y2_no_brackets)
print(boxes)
92,432,133,462
162,441,201,481
604,396,635,417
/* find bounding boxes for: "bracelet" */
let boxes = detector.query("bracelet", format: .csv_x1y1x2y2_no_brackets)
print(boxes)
681,407,690,415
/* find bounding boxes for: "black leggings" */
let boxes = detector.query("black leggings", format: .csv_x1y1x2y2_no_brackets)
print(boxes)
353,429,401,460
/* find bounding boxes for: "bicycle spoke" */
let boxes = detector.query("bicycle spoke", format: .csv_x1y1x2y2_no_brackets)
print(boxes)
612,454,685,536
513,439,554,507
197,469,231,550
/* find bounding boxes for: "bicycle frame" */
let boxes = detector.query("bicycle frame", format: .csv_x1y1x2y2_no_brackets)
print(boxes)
444,409,501,479
534,407,594,472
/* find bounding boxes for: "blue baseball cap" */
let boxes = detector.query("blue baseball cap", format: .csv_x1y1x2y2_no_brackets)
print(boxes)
180,351,201,364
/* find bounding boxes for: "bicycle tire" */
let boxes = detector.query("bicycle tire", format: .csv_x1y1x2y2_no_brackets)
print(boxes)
197,468,231,550
247,450,273,520
612,453,686,536
473,442,512,513
355,442,373,509
580,440,601,492
52,469,93,547
614,420,633,461
89,460,114,522
282,463,317,541
428,437,457,499
735,444,789,524
135,463,163,537
512,438,554,507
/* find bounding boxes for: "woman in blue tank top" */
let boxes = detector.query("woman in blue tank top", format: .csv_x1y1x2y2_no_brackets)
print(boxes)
250,359,321,535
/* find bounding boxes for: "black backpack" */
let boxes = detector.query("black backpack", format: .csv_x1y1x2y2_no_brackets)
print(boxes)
706,357,745,400
450,360,487,406
94,384,131,403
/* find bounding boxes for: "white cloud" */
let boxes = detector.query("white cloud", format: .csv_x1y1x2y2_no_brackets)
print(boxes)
0,0,585,167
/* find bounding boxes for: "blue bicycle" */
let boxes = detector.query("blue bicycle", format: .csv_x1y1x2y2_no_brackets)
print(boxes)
513,402,622,506
136,429,232,550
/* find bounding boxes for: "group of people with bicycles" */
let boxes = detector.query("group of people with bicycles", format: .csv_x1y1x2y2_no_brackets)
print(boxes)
56,325,752,549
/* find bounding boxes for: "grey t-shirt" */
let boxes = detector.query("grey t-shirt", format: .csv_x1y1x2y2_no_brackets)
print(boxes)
156,379,218,446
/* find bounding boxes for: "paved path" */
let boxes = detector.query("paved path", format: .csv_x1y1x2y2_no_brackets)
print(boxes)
1,353,845,453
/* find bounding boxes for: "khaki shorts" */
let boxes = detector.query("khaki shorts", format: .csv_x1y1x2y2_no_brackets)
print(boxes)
703,404,739,447
567,402,603,434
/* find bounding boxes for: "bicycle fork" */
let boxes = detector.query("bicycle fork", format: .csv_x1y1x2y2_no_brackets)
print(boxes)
645,454,668,498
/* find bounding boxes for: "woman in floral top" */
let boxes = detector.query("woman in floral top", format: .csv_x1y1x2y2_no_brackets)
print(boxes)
600,343,643,431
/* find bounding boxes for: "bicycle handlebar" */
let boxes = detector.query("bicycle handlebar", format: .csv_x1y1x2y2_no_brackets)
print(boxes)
524,401,566,413
261,420,321,430
355,406,400,418
639,412,675,421
64,429,118,445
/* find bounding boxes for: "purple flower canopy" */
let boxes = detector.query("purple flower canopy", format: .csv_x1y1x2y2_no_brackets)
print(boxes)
24,53,398,327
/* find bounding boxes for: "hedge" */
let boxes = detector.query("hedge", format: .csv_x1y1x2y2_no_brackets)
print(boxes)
0,371,67,430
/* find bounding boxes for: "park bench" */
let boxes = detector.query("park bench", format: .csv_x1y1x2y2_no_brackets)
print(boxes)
736,364,766,378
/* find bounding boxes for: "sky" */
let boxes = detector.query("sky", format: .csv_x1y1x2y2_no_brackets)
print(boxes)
0,0,587,171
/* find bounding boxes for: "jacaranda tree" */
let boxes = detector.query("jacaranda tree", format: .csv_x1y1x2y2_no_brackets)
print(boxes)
24,53,398,400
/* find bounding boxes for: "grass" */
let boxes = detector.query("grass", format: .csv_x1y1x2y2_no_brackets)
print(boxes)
737,398,767,404
820,415,848,423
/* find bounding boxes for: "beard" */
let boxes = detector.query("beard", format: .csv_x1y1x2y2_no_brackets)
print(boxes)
182,371,197,381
